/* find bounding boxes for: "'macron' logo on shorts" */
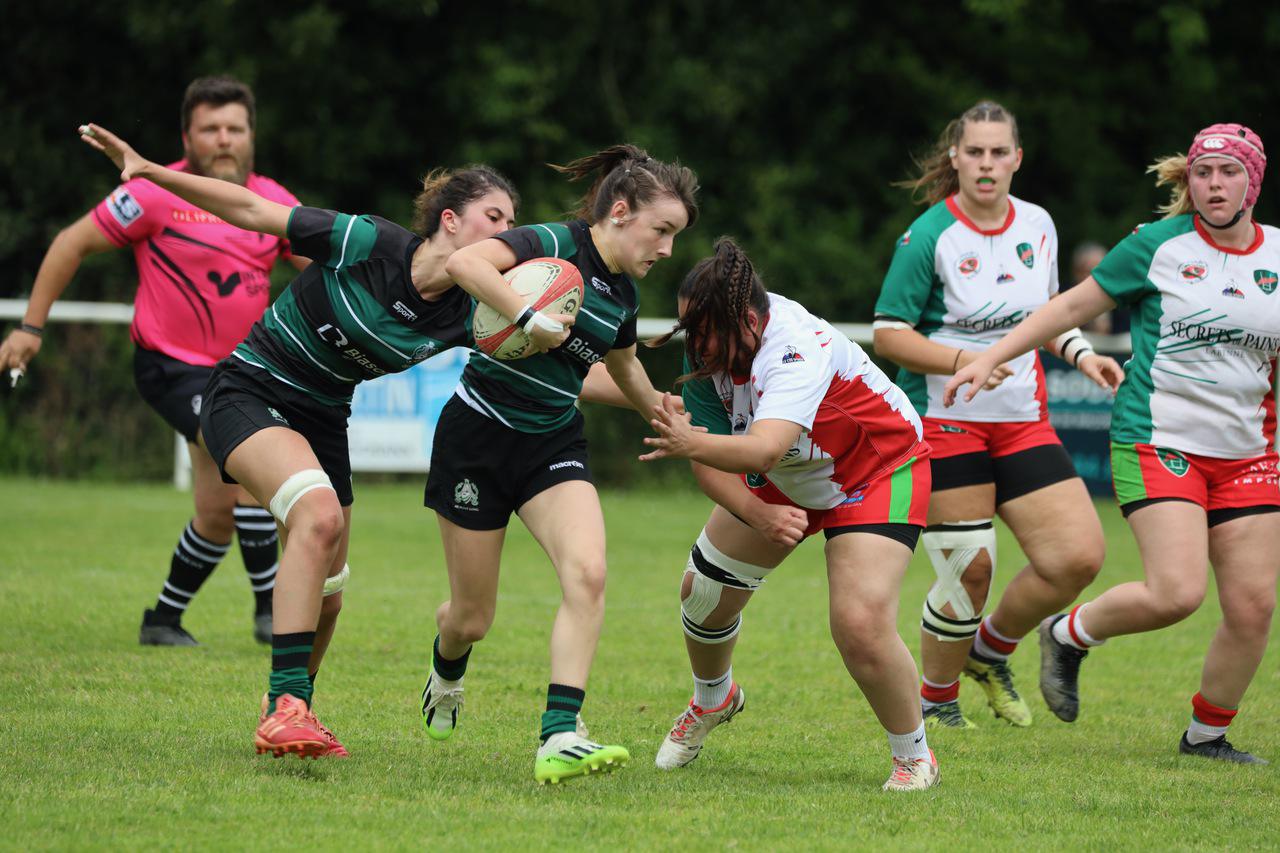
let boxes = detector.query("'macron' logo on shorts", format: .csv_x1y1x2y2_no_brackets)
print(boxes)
1255,269,1278,295
1156,448,1190,477
1178,261,1208,283
1016,242,1034,269
454,478,479,507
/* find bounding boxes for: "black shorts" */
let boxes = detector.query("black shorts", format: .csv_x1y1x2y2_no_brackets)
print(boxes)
200,357,355,506
932,443,1079,505
424,395,593,530
133,345,213,442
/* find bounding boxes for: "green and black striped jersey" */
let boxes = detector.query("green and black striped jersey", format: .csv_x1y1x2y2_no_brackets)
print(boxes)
457,220,638,433
234,207,472,405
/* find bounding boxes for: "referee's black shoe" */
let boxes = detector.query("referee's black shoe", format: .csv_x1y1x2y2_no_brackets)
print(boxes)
139,608,199,647
1179,733,1268,765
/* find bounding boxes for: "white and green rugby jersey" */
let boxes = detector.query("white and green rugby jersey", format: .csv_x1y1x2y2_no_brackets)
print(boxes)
1093,215,1280,459
456,220,638,433
875,195,1059,422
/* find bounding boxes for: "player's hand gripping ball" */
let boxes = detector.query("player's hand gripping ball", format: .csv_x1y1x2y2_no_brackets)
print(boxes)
472,258,583,360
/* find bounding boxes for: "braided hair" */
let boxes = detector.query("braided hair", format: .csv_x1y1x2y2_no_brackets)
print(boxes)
650,237,769,382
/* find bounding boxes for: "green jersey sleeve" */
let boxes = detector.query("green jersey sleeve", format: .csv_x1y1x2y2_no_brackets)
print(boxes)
495,222,579,264
680,356,732,436
286,207,380,269
875,218,941,326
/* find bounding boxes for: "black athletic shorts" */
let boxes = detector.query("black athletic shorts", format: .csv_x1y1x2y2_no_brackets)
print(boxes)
200,357,355,506
133,345,213,443
424,394,593,530
932,443,1079,505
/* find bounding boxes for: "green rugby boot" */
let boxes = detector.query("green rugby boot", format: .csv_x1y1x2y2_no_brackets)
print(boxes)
534,732,630,784
964,656,1032,727
922,700,976,730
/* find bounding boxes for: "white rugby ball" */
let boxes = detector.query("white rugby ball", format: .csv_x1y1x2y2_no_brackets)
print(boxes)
472,257,584,360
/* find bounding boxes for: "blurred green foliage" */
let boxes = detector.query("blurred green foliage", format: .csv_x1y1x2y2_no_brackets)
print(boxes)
2,1,1277,481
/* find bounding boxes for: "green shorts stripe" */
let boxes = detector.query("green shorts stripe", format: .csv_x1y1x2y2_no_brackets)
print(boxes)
1110,442,1148,504
886,456,917,524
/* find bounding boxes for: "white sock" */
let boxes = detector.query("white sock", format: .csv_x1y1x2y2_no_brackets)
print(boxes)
1185,719,1229,745
1052,606,1104,650
886,723,930,761
693,668,732,708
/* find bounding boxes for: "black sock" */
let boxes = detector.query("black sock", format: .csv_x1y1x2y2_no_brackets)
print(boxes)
152,521,230,621
540,684,585,742
234,504,278,615
432,635,472,681
269,631,316,709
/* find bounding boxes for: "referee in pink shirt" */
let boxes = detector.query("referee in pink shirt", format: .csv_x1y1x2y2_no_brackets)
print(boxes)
0,76,307,646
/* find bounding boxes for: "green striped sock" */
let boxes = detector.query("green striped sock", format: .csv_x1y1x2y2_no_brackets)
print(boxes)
268,631,315,713
540,683,585,743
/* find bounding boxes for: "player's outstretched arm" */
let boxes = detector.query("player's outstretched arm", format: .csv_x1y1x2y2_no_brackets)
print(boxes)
78,123,291,237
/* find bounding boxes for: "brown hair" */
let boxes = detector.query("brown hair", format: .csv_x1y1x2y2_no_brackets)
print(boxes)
1148,153,1193,218
181,76,256,132
650,237,769,383
411,165,520,238
551,143,699,227
897,101,1021,205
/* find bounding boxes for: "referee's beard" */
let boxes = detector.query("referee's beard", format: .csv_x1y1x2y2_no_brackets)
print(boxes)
186,145,253,186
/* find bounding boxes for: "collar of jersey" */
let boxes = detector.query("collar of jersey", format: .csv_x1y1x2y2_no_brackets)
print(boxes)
1193,215,1265,256
946,194,1016,236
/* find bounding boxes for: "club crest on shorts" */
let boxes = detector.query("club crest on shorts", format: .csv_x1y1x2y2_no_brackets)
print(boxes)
267,407,289,424
454,478,479,507
1016,242,1035,269
1178,261,1208,283
1155,448,1190,477
745,473,767,489
191,394,202,415
1255,269,1278,295
957,253,981,278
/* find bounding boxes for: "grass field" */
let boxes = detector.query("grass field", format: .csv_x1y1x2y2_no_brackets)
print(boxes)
2,477,1278,851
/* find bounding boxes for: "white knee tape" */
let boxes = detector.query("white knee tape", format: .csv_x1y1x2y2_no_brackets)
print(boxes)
921,519,996,641
679,528,770,644
323,563,349,597
268,469,334,526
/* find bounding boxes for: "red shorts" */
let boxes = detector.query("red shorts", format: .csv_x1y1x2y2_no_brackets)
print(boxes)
924,416,1061,460
742,454,930,538
1111,443,1280,512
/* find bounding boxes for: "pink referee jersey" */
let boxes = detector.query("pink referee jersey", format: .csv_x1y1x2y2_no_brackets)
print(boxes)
90,160,300,366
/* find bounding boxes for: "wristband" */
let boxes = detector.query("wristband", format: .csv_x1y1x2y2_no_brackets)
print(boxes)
1061,335,1094,367
514,306,535,330
19,323,43,338
522,309,564,335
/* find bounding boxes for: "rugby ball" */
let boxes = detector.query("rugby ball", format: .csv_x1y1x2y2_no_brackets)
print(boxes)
473,258,584,360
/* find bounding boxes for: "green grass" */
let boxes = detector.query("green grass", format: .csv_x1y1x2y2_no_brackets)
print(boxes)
1,477,1277,851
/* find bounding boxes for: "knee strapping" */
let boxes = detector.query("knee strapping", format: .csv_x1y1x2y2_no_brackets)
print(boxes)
268,469,334,525
680,528,771,644
921,519,996,641
323,563,349,597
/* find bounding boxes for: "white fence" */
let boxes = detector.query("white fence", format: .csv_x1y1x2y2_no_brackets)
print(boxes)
2,300,1134,489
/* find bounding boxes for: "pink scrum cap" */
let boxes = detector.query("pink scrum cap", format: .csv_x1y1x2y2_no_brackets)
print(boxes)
1188,123,1266,210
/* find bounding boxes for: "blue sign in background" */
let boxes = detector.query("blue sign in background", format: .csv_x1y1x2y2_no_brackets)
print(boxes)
1043,353,1118,497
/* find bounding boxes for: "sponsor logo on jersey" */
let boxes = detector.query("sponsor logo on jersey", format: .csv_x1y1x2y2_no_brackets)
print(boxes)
957,253,981,278
1255,269,1278,295
107,189,144,228
454,479,480,508
172,209,226,225
208,269,270,298
1155,448,1190,477
956,310,1025,333
392,300,419,321
315,323,387,374
1222,283,1245,299
411,342,438,362
996,271,1016,285
733,414,747,433
1016,242,1035,268
781,345,805,364
1178,261,1208,283
898,229,912,248
590,276,612,294
745,473,767,489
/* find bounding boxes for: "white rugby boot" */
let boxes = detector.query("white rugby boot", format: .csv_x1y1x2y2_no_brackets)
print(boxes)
655,683,746,769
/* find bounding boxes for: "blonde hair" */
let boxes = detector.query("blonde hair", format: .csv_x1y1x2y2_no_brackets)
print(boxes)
897,101,1020,206
1147,153,1193,218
